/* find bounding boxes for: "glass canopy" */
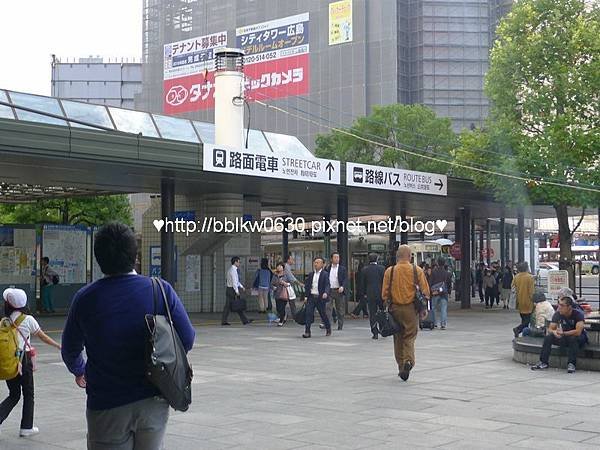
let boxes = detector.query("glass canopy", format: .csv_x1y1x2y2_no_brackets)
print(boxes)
0,89,314,157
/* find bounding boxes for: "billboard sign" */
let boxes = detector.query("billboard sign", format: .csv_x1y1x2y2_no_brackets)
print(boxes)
236,12,309,102
329,0,353,45
163,31,228,114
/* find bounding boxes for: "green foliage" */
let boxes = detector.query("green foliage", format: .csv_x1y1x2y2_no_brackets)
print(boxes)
0,195,133,227
315,104,457,173
458,0,600,209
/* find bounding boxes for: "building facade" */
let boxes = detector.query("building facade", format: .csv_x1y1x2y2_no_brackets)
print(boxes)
137,0,510,147
51,56,142,109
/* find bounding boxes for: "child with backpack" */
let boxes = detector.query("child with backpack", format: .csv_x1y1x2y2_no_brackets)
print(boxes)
0,288,61,438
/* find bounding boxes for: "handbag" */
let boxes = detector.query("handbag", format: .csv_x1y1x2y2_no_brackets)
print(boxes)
430,280,448,296
286,285,296,301
145,277,193,412
294,304,307,325
230,295,247,312
413,265,428,313
376,265,402,336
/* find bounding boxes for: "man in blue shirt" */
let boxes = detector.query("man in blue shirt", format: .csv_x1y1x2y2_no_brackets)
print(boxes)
61,222,195,450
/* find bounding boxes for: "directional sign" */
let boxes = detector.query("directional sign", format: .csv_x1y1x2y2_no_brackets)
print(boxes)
346,162,447,196
203,143,340,185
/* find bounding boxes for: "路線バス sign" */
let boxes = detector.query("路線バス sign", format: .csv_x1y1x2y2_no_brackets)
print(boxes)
346,162,447,196
203,143,340,185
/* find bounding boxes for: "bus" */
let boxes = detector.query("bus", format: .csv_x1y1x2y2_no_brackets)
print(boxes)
538,246,599,274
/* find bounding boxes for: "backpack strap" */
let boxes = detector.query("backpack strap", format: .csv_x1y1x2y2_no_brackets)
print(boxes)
10,314,31,353
387,265,395,304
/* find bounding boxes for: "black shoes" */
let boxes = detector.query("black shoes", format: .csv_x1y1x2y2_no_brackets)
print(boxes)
512,327,520,338
243,319,254,325
399,361,413,381
221,322,231,326
372,334,379,340
302,332,311,338
325,329,332,336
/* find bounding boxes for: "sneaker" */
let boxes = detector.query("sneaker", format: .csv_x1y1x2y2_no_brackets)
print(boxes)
399,361,413,381
350,313,359,319
567,363,576,374
441,325,446,330
513,327,519,338
277,321,284,327
274,318,281,323
319,323,325,329
20,427,39,437
531,362,549,371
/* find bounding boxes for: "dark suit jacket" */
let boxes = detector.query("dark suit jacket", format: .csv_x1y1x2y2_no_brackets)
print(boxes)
359,263,385,301
325,264,348,293
305,270,330,300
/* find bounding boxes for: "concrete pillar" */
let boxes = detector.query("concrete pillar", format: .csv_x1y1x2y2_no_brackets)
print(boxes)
518,209,525,263
471,219,476,267
479,229,484,263
337,194,349,270
500,217,506,268
400,208,408,245
485,219,491,266
511,227,516,264
160,178,175,284
324,214,332,261
460,207,471,309
529,216,536,275
282,217,289,263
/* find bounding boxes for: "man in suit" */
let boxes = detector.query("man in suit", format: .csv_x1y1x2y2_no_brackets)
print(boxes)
325,252,348,331
303,257,331,338
359,253,386,339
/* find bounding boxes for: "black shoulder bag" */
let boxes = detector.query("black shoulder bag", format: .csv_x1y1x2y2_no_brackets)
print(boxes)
145,277,193,412
375,266,402,337
413,265,428,313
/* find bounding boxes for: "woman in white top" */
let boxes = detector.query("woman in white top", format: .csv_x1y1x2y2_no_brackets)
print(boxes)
0,288,60,438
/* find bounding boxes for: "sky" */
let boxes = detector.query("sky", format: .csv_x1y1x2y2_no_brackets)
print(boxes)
0,0,142,96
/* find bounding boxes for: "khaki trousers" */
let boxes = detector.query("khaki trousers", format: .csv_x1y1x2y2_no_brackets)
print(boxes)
389,303,419,369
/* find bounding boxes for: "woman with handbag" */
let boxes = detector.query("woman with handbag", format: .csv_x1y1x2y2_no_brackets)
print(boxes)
271,262,292,326
0,288,61,438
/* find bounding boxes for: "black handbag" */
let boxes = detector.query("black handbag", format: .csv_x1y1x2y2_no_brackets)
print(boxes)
377,265,402,337
230,295,247,312
145,277,193,412
294,304,307,325
413,265,428,313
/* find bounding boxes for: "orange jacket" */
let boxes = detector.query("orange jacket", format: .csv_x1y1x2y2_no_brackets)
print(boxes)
382,262,430,305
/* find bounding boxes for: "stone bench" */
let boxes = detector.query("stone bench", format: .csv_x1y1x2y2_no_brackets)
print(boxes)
513,328,600,371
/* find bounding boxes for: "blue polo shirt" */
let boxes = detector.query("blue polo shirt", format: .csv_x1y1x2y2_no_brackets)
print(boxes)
61,274,196,410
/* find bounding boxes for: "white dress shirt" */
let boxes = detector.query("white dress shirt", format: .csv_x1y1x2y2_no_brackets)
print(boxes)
329,264,340,289
311,269,322,295
226,265,243,295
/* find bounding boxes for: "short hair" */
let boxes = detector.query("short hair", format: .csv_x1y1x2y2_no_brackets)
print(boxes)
330,252,339,259
518,262,529,272
231,256,240,265
368,253,378,263
275,261,285,270
313,256,325,264
94,222,137,276
260,258,269,270
437,257,445,267
396,245,411,261
41,256,49,264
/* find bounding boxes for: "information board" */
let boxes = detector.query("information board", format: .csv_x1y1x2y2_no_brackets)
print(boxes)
42,225,87,284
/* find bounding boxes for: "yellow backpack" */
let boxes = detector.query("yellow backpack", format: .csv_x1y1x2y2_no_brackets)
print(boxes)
0,315,26,380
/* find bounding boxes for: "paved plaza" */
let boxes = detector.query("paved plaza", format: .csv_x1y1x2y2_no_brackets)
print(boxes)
2,302,600,449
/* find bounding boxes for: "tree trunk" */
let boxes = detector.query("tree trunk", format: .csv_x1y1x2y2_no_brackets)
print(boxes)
61,199,69,224
554,204,574,290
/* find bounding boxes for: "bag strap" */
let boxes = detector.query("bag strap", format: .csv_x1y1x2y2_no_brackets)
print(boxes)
10,314,31,353
388,265,395,304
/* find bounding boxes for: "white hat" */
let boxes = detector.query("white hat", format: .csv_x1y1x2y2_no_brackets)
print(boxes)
2,288,27,308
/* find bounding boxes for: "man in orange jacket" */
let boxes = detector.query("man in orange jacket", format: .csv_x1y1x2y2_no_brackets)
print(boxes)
382,245,430,381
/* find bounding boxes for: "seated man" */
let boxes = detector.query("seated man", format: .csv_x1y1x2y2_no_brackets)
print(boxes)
531,295,587,373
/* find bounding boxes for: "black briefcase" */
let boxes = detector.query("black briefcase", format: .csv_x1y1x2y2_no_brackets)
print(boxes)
375,308,402,337
230,296,247,313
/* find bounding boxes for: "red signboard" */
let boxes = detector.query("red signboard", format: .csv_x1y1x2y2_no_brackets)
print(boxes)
243,53,309,102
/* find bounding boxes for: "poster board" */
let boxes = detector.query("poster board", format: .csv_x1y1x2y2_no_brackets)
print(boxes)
0,226,36,283
149,245,178,281
185,255,201,292
547,270,569,299
42,225,87,284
